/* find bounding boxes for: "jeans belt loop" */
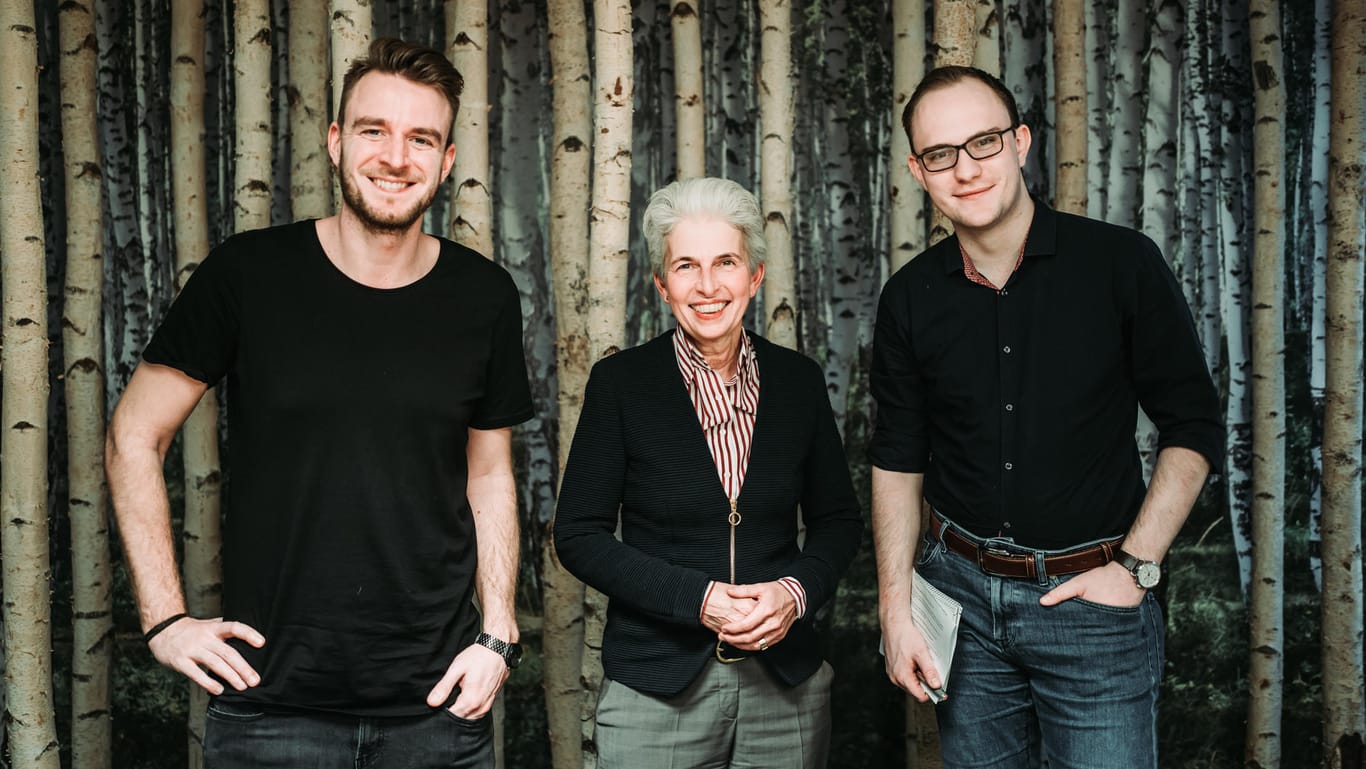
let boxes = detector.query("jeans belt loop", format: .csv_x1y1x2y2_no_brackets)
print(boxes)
1033,551,1048,585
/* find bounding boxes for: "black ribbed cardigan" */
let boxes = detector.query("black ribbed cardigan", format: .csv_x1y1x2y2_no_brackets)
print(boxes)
554,330,863,697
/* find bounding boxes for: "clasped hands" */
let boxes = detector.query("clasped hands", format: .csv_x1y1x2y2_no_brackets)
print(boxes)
701,581,797,651
149,616,507,719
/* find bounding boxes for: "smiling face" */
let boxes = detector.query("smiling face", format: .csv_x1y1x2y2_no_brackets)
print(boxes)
653,217,765,358
908,78,1032,236
328,72,457,235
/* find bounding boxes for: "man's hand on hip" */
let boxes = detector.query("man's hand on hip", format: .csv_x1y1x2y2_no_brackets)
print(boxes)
149,617,265,695
880,611,942,703
1038,560,1146,608
427,642,509,719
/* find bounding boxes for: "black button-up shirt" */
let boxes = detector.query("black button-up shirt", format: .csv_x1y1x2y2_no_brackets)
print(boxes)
869,201,1223,549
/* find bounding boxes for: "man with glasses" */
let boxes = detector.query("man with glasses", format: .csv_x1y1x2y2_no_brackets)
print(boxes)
870,66,1222,768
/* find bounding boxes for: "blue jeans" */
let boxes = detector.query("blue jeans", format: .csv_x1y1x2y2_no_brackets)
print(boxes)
916,517,1164,769
203,699,494,769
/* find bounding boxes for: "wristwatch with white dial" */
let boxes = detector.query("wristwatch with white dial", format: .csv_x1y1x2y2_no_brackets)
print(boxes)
1114,549,1162,589
475,632,523,670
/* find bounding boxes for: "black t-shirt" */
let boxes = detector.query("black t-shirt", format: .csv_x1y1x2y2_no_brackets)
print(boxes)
144,220,534,716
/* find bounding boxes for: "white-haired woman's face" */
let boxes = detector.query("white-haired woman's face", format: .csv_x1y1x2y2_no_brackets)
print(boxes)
653,217,765,354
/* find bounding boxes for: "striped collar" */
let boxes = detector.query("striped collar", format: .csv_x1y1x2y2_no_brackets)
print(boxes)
672,330,760,430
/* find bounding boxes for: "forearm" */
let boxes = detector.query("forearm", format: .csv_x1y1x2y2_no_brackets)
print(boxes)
106,431,185,631
872,467,924,623
1121,446,1210,561
468,470,519,643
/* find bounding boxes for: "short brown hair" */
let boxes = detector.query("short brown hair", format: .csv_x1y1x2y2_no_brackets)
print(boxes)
901,66,1021,153
336,37,464,146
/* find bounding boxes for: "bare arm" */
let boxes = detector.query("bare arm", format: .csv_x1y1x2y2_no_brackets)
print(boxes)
427,426,519,717
106,362,263,693
872,466,941,701
1040,446,1210,607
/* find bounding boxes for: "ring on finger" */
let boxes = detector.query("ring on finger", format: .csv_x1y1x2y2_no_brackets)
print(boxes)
758,637,769,651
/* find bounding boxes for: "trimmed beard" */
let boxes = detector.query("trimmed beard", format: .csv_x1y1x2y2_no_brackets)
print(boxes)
336,151,440,235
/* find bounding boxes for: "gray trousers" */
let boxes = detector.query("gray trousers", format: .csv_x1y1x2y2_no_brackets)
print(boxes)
595,658,833,769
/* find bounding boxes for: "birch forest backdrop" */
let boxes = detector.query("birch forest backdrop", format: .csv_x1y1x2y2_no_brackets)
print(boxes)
0,0,1363,768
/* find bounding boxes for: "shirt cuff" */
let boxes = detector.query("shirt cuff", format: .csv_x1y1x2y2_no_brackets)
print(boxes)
778,576,806,619
700,581,717,623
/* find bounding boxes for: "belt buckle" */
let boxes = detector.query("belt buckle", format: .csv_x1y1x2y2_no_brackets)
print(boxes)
976,545,1015,576
715,640,750,664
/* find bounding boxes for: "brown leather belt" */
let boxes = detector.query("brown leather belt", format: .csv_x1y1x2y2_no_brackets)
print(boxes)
929,515,1121,579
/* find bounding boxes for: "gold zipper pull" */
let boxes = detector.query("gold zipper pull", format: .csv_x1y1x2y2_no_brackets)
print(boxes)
728,498,741,584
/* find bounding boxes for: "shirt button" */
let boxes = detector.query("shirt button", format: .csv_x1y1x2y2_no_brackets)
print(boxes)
1003,521,1012,529
1003,345,1012,354
1004,462,1014,470
1005,403,1014,412
1001,290,1009,296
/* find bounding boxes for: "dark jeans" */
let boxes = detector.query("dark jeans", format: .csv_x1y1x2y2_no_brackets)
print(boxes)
918,516,1164,769
203,699,494,769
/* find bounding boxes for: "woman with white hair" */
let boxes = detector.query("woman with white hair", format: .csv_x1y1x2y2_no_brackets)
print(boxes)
555,177,862,768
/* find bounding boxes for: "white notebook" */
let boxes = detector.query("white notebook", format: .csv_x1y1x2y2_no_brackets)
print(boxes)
880,571,963,704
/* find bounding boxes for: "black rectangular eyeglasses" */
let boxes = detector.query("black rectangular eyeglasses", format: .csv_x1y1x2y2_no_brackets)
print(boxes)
914,125,1019,172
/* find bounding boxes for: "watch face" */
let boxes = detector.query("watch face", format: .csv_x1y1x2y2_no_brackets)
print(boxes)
506,644,523,669
1135,562,1161,588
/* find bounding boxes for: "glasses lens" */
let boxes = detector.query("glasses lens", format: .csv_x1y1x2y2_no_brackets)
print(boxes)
922,147,958,172
965,132,1005,160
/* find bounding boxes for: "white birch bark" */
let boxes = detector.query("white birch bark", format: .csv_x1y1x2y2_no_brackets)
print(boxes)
330,0,372,117
889,0,926,273
971,0,999,75
447,0,494,257
760,0,796,348
1001,0,1048,198
1052,0,1086,215
0,2,60,766
1082,0,1110,219
1320,3,1365,765
582,1,634,763
672,0,705,180
543,0,591,766
172,2,224,766
288,0,333,219
1135,0,1182,481
59,3,114,766
235,0,274,231
1307,0,1332,591
1219,0,1255,599
1101,0,1146,227
1245,2,1286,762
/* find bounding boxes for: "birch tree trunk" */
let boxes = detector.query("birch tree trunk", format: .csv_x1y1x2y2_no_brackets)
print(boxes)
971,0,998,75
330,0,372,116
1245,2,1286,764
173,2,225,766
928,0,975,244
1052,0,1085,214
543,0,591,766
288,0,333,219
1082,0,1111,219
582,1,634,764
1135,0,1181,480
889,0,925,273
235,0,274,231
447,0,494,257
1219,0,1255,598
59,3,114,766
760,0,796,349
672,0,704,180
0,2,60,766
1307,0,1333,591
1101,0,1146,227
1320,3,1366,765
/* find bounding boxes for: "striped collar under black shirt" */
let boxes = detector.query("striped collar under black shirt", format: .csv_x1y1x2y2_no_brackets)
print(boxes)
672,330,807,619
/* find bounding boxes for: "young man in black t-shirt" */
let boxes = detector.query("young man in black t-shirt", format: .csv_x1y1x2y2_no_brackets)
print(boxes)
107,38,532,768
